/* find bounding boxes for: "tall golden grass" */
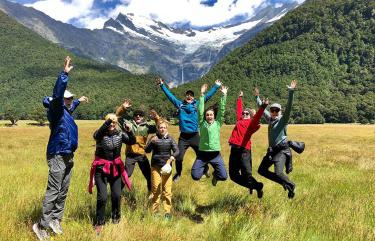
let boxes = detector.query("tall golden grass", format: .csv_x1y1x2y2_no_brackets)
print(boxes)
0,121,374,241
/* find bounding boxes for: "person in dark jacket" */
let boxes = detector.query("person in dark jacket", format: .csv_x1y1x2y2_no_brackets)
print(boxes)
157,78,221,182
33,56,89,241
228,91,268,198
145,120,179,219
88,114,135,234
256,80,298,199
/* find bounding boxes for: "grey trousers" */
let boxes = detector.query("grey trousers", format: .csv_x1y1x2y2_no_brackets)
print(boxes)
40,154,74,228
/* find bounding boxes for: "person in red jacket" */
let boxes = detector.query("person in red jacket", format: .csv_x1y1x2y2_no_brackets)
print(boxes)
228,91,268,198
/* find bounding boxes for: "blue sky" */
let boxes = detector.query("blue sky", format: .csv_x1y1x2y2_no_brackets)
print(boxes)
10,0,305,29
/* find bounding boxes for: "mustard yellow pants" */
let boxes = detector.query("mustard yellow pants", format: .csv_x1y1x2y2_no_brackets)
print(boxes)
151,166,172,214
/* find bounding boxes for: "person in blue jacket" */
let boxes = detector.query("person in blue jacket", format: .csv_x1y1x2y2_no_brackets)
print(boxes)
157,78,221,182
33,56,88,241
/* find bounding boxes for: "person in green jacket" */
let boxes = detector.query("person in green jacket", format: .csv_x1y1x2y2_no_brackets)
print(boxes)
191,83,228,186
257,80,297,198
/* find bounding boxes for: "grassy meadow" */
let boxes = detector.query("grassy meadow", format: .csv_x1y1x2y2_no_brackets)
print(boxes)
0,121,374,241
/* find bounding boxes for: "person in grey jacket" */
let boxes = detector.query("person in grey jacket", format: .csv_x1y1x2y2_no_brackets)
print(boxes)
256,80,298,199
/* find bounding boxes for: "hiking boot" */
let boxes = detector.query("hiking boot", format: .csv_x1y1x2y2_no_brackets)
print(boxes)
211,176,217,186
203,165,211,178
164,213,172,220
287,185,296,199
33,223,50,241
256,183,264,199
173,174,181,183
49,219,63,234
94,225,103,235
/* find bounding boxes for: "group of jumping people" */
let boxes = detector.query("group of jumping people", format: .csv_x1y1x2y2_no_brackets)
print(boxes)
32,57,304,240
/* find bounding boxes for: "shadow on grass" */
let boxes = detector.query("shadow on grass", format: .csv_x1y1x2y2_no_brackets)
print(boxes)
23,203,43,225
195,194,249,215
173,193,204,224
27,123,47,126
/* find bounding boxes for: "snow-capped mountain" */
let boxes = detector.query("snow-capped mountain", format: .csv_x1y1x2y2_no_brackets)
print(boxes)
0,0,301,85
104,13,263,54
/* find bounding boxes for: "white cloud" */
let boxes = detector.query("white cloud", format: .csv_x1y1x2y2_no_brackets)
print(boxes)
110,0,265,27
25,0,95,23
22,0,305,29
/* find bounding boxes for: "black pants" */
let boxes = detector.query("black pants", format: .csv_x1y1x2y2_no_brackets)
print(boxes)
258,146,294,191
95,169,122,225
125,154,151,191
229,146,262,190
175,132,200,175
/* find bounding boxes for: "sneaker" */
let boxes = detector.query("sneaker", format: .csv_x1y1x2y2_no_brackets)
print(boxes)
94,225,103,235
173,174,181,183
49,219,63,234
33,223,50,241
203,166,211,178
164,213,172,220
211,176,217,186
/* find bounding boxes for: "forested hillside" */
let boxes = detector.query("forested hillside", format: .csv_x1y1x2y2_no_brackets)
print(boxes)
173,0,375,124
1,0,375,124
0,10,160,121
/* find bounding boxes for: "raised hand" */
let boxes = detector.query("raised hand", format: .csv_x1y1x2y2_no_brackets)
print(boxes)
201,84,208,95
221,86,228,95
261,98,269,108
254,87,259,96
239,90,243,97
288,80,297,89
215,79,222,86
122,99,132,109
78,96,89,103
64,56,73,73
156,78,164,86
124,123,131,132
150,109,159,120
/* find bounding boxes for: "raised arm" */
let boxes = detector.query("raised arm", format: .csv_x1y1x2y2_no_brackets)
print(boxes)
204,79,222,102
278,80,297,127
49,56,73,121
248,99,269,132
236,91,243,121
199,84,207,124
147,109,162,134
69,96,88,113
157,78,182,108
93,119,111,140
217,86,228,126
254,87,271,122
116,99,132,131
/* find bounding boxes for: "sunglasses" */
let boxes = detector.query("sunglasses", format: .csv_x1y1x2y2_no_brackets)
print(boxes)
242,112,250,115
270,108,280,113
64,97,73,100
134,114,143,117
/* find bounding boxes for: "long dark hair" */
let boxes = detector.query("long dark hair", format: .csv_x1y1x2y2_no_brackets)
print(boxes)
204,103,218,118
